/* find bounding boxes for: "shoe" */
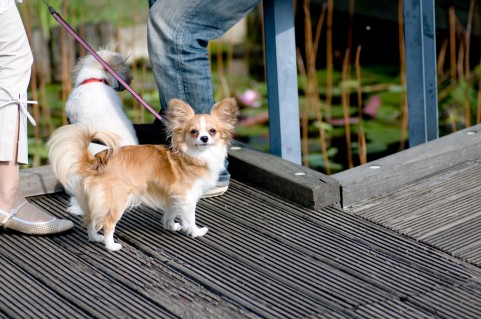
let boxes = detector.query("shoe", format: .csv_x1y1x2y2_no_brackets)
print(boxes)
0,200,74,235
202,159,231,198
202,170,230,198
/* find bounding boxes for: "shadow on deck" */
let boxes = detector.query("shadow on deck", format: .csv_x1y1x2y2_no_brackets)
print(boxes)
5,127,481,318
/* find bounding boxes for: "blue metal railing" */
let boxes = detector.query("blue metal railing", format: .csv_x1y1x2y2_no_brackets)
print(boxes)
404,0,439,147
263,0,438,164
263,0,302,165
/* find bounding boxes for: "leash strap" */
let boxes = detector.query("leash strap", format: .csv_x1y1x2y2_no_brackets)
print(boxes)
43,1,163,122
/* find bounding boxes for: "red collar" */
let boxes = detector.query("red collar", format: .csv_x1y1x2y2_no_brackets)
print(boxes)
80,78,108,86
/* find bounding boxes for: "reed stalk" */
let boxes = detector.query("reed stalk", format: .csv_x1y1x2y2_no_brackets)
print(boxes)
59,2,71,126
437,39,448,78
21,1,41,166
325,0,333,121
347,0,355,59
130,2,140,122
449,5,457,86
457,40,464,81
216,41,224,98
355,45,366,165
34,18,53,138
341,49,353,169
312,2,326,60
303,0,330,174
227,41,234,92
216,41,226,99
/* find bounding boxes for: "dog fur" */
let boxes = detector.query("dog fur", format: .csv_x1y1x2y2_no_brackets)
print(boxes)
48,98,239,251
65,49,139,216
66,49,138,146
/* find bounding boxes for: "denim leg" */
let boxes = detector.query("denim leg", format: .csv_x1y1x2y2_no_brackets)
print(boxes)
147,0,260,115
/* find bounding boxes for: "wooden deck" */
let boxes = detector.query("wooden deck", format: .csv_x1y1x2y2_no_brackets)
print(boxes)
6,126,481,318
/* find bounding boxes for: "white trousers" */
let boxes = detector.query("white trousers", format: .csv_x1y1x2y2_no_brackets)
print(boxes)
0,3,33,164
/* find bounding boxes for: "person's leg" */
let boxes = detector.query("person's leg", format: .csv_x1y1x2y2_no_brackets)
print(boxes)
146,0,259,197
0,112,54,223
147,0,260,114
0,4,73,234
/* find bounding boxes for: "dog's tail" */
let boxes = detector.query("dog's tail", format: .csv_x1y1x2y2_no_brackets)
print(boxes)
47,124,120,194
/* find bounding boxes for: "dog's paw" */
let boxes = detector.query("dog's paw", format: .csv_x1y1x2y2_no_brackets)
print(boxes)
190,226,208,238
88,234,104,242
105,242,122,252
164,221,182,232
67,204,84,216
171,222,182,232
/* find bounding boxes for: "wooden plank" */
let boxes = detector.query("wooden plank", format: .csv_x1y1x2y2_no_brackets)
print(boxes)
228,143,340,210
332,124,481,207
347,160,481,267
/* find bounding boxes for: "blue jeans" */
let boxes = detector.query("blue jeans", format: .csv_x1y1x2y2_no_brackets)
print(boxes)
147,0,260,115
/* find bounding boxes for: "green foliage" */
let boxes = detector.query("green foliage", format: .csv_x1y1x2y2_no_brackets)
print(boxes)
438,78,478,132
29,0,149,30
22,3,410,174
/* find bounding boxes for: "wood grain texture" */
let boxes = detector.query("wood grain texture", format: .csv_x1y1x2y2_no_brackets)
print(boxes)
228,142,341,210
332,124,481,207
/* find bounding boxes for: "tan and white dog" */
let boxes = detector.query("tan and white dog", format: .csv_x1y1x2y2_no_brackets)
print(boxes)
48,98,239,251
65,49,138,216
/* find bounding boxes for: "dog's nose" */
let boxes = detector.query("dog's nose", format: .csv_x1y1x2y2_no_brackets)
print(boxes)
200,136,209,143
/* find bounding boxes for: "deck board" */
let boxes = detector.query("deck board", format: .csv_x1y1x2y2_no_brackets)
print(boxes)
346,159,481,267
333,124,481,207
1,178,480,318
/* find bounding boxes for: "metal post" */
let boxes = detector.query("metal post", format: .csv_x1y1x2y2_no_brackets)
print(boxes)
404,0,438,147
263,0,302,164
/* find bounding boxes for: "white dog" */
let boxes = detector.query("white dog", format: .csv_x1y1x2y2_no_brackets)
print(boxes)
66,49,138,146
65,49,139,215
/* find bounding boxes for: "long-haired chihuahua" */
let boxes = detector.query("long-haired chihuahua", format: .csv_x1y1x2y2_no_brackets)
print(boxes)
48,98,239,251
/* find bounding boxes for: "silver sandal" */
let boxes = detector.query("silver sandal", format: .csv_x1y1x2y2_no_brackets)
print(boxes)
0,200,73,235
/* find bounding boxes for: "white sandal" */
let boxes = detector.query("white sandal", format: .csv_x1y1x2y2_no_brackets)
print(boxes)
0,200,74,235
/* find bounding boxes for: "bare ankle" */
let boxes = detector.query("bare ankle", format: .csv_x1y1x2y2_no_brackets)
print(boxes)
0,189,24,213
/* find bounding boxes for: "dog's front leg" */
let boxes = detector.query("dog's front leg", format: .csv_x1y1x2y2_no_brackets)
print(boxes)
178,201,208,238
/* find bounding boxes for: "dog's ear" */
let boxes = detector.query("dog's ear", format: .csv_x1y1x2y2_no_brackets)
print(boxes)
211,98,239,128
104,53,133,88
167,99,195,126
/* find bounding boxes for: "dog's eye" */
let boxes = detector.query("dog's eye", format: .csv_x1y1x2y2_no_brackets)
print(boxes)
209,128,216,135
190,129,198,136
